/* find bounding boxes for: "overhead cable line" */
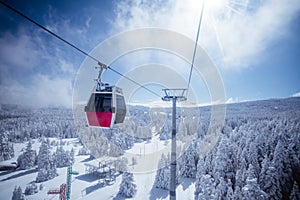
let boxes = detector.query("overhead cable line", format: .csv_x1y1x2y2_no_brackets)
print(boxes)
0,0,162,98
186,1,205,92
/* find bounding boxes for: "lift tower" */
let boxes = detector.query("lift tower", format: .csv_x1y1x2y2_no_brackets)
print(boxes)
66,166,79,200
162,89,187,200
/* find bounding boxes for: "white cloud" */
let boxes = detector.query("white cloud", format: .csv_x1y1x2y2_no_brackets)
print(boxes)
2,0,299,108
0,31,41,71
0,4,110,108
112,0,300,70
0,75,72,108
31,75,73,107
0,27,76,108
59,60,75,74
85,17,92,28
216,0,300,69
292,92,300,97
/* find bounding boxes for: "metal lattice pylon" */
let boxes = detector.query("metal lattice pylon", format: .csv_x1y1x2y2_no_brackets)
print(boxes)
66,166,79,200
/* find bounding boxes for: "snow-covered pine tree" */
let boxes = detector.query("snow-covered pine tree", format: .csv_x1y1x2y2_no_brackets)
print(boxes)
242,164,268,200
233,185,242,200
12,186,25,200
24,182,38,195
118,172,137,198
39,183,44,191
178,143,197,178
17,140,37,169
195,157,215,200
55,145,64,167
215,177,227,199
272,139,294,198
63,149,71,166
235,167,246,191
258,155,270,189
289,181,300,200
55,145,74,167
159,122,171,140
226,179,234,200
70,148,75,165
213,135,230,183
259,139,293,199
261,164,281,199
154,154,170,190
195,174,215,200
248,142,260,177
195,156,205,196
36,139,57,182
0,131,14,161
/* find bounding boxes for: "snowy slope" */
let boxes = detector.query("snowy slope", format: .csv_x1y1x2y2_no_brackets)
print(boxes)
0,138,194,200
1,97,300,199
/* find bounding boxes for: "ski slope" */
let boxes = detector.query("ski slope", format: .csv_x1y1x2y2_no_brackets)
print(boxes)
0,137,195,200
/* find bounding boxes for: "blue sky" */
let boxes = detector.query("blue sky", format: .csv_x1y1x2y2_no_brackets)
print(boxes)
0,0,299,107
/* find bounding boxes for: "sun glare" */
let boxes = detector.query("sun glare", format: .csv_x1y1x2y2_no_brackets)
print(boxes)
205,0,227,13
204,0,250,16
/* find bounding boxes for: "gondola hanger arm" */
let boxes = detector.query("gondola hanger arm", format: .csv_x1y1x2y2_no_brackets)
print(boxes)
95,62,108,91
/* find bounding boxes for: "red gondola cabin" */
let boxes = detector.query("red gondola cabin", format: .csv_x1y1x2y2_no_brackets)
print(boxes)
85,86,126,128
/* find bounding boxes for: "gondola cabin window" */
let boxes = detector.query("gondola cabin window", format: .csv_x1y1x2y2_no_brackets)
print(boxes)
115,94,126,123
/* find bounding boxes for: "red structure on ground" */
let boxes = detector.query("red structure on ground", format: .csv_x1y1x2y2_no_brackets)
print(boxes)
47,183,66,200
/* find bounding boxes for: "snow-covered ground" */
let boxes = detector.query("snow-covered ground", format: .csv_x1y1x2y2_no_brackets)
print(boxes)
0,137,195,200
2,97,300,199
